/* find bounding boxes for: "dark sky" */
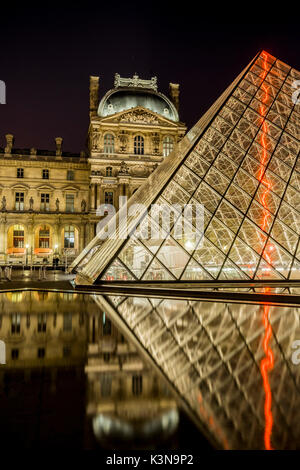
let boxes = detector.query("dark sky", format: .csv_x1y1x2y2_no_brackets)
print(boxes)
1,3,299,153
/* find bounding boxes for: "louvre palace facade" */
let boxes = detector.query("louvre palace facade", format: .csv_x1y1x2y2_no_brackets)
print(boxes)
0,74,186,265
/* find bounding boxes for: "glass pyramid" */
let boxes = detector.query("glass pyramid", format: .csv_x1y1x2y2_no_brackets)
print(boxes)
72,51,300,285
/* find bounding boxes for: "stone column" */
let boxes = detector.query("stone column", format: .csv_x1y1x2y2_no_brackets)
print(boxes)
90,184,95,210
96,184,101,210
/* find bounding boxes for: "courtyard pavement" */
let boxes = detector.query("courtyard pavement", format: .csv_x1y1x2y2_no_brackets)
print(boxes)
0,268,76,291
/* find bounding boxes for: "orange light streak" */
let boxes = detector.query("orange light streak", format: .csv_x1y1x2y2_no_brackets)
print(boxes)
258,51,274,450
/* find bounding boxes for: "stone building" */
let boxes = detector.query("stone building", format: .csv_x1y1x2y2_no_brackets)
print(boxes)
0,74,186,265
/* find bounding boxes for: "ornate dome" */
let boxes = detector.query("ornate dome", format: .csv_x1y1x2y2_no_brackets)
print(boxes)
98,74,179,122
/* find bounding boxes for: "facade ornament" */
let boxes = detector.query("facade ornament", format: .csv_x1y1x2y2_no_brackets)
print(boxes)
114,73,157,91
118,131,128,152
29,196,34,211
30,147,37,157
118,161,130,176
1,196,6,211
151,132,160,155
81,199,87,212
91,129,100,150
55,137,63,157
4,134,13,156
55,198,60,212
120,110,159,124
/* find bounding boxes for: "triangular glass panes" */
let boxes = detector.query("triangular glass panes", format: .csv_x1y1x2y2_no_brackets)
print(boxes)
72,51,300,284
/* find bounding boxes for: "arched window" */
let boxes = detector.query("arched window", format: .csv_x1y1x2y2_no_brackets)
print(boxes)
13,225,24,248
106,167,113,177
104,134,115,154
163,136,174,157
39,225,50,248
134,135,144,155
64,225,75,248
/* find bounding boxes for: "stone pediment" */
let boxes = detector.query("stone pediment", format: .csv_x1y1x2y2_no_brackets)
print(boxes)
100,107,178,127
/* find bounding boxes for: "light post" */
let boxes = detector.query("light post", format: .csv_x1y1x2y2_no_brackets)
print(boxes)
25,244,29,267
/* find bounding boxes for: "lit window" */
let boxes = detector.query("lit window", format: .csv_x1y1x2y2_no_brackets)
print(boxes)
66,194,74,212
104,134,114,154
42,169,49,179
39,225,50,248
132,375,143,396
67,170,74,181
17,168,24,178
163,136,174,157
106,167,113,177
64,225,75,248
37,314,47,333
134,135,144,155
40,193,50,211
15,192,24,211
13,225,24,247
11,314,21,334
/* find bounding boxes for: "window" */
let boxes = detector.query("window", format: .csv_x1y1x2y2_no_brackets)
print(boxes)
39,226,50,248
100,374,112,397
64,225,75,248
11,349,19,360
102,312,112,336
163,136,174,157
15,192,24,211
13,225,24,248
17,168,24,178
104,191,113,205
40,193,50,211
63,313,72,332
106,167,113,177
67,170,74,181
37,348,45,359
42,169,49,179
11,314,21,334
37,314,47,333
104,134,114,154
132,375,143,396
66,194,74,212
134,135,144,155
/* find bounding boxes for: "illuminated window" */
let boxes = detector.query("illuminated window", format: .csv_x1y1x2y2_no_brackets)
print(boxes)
67,170,74,181
15,192,24,211
163,136,174,157
11,314,20,334
39,226,50,248
132,375,143,396
134,135,144,155
13,225,24,248
104,134,115,154
106,167,113,177
42,169,49,179
37,314,47,332
17,168,24,178
66,194,74,212
64,225,75,248
40,193,50,211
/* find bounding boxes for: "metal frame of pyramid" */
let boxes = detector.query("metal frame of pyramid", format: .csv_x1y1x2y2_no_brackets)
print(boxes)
72,51,300,285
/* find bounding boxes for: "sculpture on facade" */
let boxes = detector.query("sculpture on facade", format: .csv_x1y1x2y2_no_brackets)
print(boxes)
1,196,6,211
55,198,60,212
29,196,34,211
119,161,130,175
81,199,87,212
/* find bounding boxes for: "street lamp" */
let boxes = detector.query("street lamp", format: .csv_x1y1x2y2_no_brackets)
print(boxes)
25,244,29,266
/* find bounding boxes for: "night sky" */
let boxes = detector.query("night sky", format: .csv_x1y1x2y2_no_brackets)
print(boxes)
1,4,299,154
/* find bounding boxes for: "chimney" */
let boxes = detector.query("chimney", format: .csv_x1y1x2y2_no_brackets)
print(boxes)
4,133,13,156
90,76,99,119
169,83,180,113
55,137,63,159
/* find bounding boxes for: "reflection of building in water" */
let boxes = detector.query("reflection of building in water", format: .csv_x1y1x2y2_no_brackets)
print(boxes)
85,302,179,448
